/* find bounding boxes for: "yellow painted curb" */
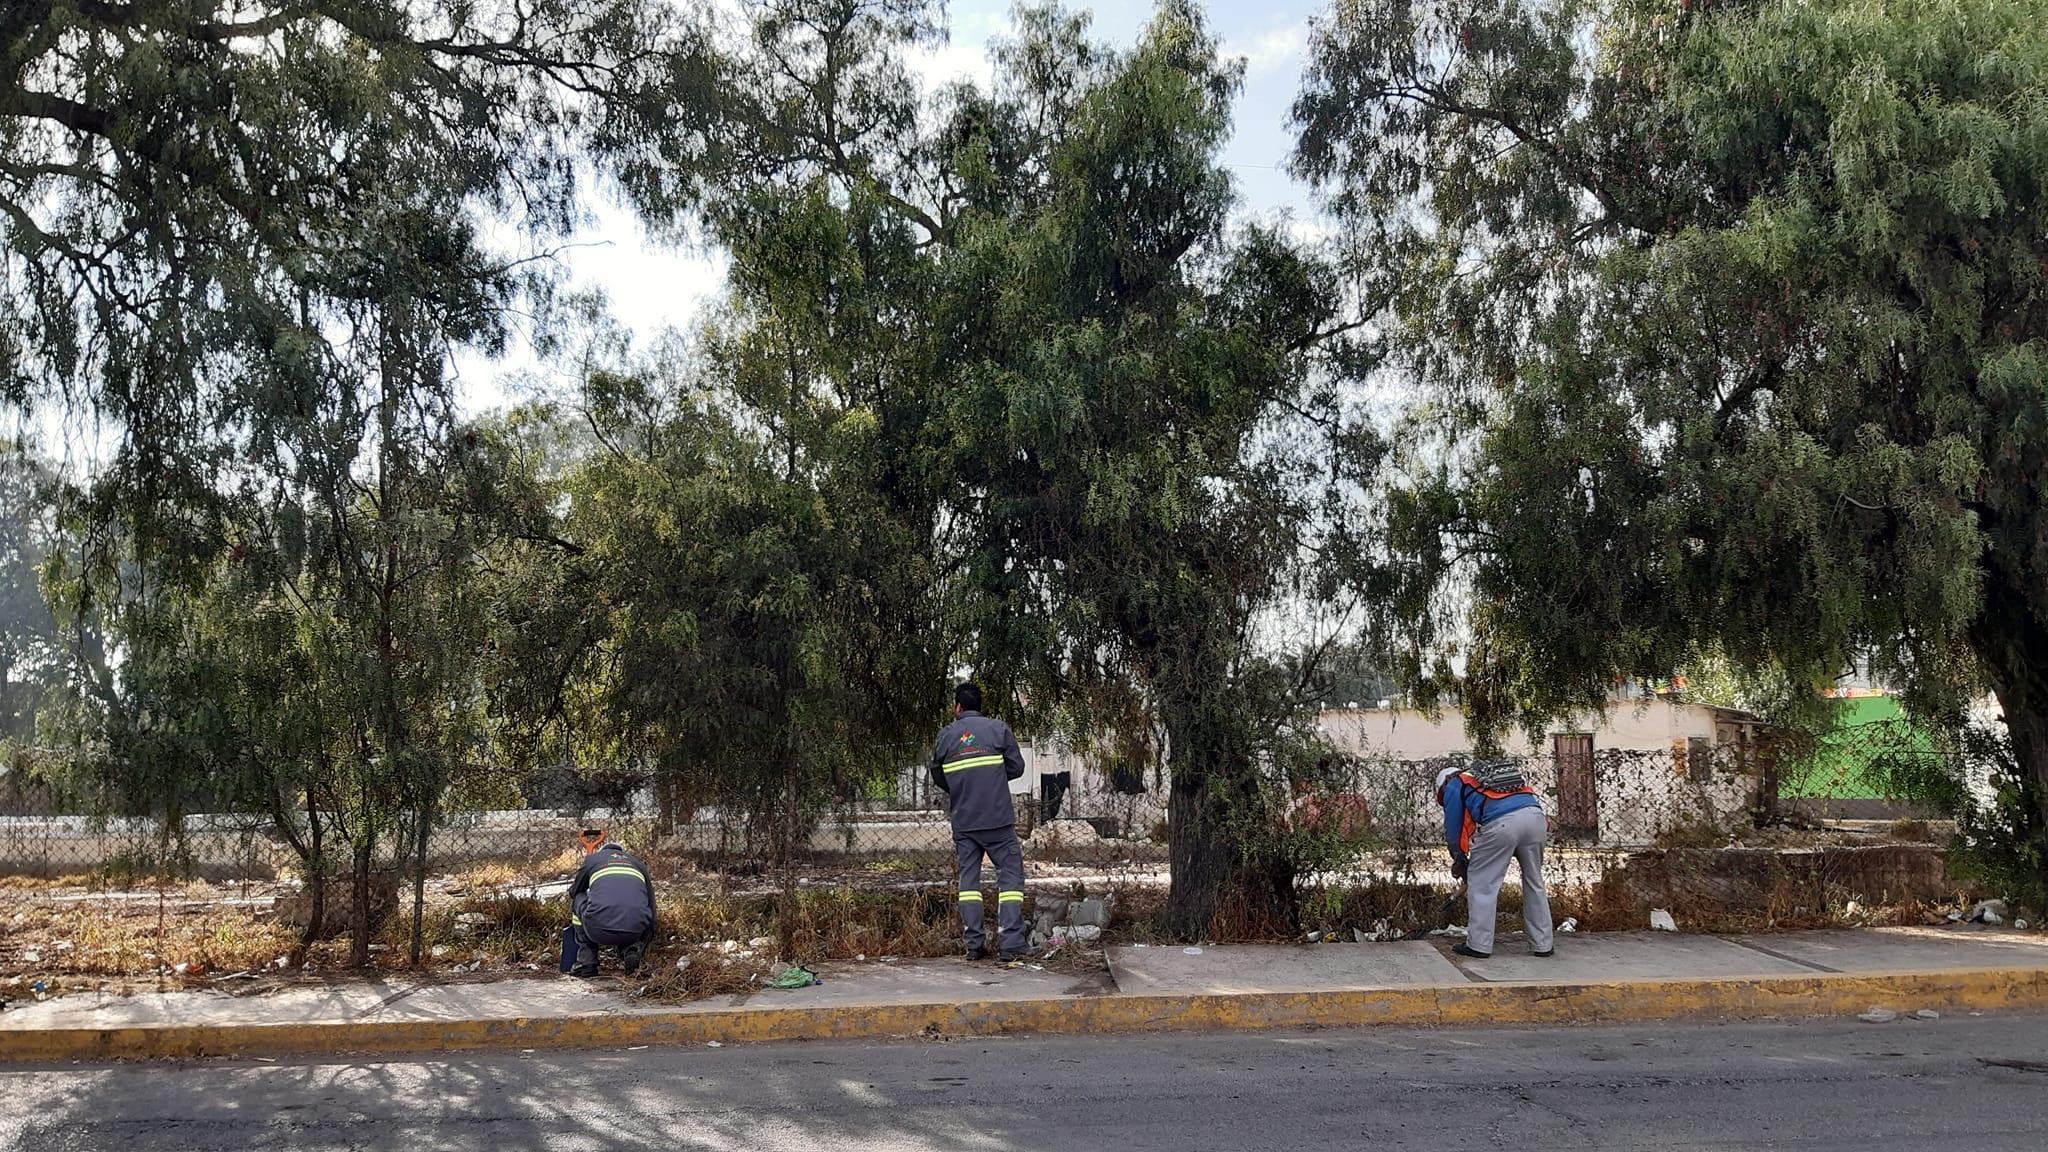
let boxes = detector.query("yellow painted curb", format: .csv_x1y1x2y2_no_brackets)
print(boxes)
3,967,2044,1064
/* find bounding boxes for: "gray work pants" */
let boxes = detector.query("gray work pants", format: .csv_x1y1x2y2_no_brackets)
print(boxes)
1465,805,1554,954
954,827,1027,955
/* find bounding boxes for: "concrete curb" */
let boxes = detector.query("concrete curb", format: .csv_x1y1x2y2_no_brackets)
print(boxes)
4,966,2045,1064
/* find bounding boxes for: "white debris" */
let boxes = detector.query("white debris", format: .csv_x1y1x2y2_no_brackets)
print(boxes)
431,945,450,959
1428,926,1469,938
21,949,39,964
1182,946,1204,956
1558,918,1578,933
1649,909,1678,932
1970,899,2009,924
1305,931,1323,943
1071,925,1102,942
719,940,740,954
273,955,291,969
675,957,691,972
1844,901,1862,917
1914,1009,1940,1020
707,1041,724,1048
747,937,772,949
2016,919,2032,931
1858,1008,1897,1023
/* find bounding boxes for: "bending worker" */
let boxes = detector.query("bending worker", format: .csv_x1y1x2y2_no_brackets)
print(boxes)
1436,760,1554,960
566,826,656,977
928,682,1029,960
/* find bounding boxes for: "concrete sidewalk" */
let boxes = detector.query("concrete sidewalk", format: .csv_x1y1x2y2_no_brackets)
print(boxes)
2,925,2044,1063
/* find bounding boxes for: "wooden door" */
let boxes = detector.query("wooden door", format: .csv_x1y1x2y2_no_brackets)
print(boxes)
1553,733,1597,839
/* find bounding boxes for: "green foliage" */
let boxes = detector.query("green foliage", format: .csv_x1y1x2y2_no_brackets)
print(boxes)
1294,0,2048,875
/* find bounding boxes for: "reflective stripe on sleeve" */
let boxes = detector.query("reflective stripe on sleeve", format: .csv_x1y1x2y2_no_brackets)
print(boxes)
957,891,983,902
590,865,647,885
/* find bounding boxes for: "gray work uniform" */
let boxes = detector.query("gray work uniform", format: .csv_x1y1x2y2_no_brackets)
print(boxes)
568,844,657,972
928,710,1028,954
1464,806,1554,954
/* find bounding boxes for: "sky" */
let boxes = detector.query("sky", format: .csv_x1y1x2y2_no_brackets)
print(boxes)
454,0,1331,415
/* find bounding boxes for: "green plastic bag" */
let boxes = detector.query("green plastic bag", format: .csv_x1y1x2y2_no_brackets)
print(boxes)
771,965,818,989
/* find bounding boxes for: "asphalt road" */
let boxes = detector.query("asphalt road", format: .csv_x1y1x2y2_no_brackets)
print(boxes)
6,1014,2047,1151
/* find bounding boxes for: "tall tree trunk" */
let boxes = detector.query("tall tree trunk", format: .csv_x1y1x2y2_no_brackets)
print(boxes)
296,788,324,964
1970,577,2048,891
349,837,374,968
407,793,432,968
1161,702,1297,941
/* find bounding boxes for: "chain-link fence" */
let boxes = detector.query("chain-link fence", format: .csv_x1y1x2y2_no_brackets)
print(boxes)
0,728,1967,885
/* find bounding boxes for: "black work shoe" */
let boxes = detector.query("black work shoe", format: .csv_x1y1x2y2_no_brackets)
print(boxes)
570,964,599,978
1451,943,1492,959
999,949,1031,963
1533,948,1555,958
621,951,644,976
964,947,986,961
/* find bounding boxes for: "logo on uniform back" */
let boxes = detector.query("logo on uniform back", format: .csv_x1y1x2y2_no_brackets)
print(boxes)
958,733,976,746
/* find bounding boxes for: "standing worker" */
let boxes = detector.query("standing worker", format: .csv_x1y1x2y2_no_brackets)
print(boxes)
929,682,1029,960
566,826,657,977
1436,760,1554,960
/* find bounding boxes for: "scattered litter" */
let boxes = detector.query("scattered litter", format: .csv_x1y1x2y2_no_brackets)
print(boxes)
627,1045,648,1051
273,955,291,969
675,957,692,972
21,950,39,964
431,945,450,959
771,965,818,989
707,1041,723,1048
252,1056,277,1062
1649,909,1678,932
1969,899,2009,925
1914,1009,1940,1020
747,937,773,949
1428,926,1468,938
879,956,898,963
1858,1007,1898,1024
1182,946,1204,956
1133,944,1148,948
1026,964,1044,971
1844,901,1862,917
1070,924,1102,942
719,940,740,954
855,954,866,962
2018,919,2032,931
1558,918,1578,933
211,970,256,982
1356,919,1399,943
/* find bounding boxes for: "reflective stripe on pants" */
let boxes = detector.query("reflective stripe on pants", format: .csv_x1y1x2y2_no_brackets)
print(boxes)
954,827,1027,954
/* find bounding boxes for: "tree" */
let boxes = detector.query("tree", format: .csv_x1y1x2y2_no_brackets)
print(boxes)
5,2,684,962
642,1,1377,936
480,295,945,856
1294,0,2048,875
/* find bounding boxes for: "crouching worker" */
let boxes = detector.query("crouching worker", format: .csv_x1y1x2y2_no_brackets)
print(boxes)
1436,761,1554,960
929,682,1029,960
566,827,656,977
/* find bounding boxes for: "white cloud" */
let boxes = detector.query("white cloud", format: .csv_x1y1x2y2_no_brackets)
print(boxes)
1238,21,1308,78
